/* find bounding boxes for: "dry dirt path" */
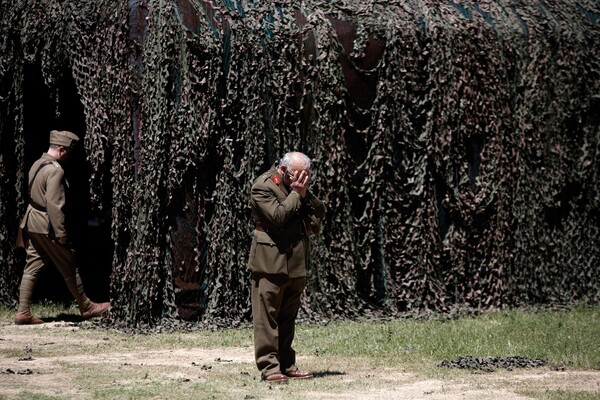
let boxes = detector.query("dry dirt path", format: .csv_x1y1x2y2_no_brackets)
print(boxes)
1,322,599,399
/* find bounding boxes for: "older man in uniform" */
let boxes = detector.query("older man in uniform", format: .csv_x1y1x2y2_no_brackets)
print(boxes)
15,130,111,325
247,151,326,383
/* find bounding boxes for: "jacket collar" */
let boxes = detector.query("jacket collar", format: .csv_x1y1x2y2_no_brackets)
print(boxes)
41,152,59,162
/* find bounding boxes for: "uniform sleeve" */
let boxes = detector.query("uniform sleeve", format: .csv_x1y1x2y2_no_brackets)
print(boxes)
45,168,67,237
300,191,326,235
305,191,326,219
251,181,302,228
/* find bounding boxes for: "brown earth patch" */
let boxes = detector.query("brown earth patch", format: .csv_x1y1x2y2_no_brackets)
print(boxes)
1,322,599,399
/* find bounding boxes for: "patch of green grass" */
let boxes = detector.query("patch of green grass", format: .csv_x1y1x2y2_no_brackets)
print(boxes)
1,303,599,399
295,306,600,371
2,304,599,369
521,389,600,400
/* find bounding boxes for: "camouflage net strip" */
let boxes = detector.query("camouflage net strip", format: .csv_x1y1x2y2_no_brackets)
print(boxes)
1,0,599,329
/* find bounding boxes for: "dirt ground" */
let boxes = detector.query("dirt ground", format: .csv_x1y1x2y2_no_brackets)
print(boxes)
1,321,599,400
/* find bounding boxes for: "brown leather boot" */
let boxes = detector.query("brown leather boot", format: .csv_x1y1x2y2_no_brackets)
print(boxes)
80,301,111,319
15,310,43,325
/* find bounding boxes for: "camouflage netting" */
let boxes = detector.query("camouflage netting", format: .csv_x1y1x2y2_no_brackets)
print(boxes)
0,0,598,329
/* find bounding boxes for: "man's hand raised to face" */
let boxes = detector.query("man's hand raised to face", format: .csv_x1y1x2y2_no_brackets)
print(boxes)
290,170,310,198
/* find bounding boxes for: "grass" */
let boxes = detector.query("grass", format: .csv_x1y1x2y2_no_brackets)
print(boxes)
299,306,600,371
1,303,599,400
522,390,600,400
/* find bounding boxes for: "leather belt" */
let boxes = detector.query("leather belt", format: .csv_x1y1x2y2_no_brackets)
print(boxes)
29,202,47,212
255,224,306,236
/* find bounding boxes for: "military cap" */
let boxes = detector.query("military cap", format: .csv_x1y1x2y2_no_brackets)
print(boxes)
49,130,80,148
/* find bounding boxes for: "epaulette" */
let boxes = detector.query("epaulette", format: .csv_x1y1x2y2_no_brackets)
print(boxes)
259,171,271,182
259,170,280,185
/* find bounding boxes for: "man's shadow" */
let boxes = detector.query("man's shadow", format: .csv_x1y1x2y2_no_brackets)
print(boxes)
40,313,87,323
312,371,346,378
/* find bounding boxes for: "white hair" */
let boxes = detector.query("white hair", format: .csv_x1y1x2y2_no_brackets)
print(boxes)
280,152,311,170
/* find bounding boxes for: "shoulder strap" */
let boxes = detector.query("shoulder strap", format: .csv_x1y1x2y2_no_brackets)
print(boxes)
28,161,56,197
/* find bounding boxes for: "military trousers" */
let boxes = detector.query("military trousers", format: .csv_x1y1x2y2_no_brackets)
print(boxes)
251,274,306,378
18,232,90,313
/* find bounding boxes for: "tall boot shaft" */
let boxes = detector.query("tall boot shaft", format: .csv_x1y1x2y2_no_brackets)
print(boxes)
18,274,37,313
64,274,90,311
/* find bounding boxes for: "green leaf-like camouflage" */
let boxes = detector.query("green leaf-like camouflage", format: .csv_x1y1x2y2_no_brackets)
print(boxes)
0,1,598,329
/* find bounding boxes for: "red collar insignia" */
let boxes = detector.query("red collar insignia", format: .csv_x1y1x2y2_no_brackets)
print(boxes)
272,175,281,185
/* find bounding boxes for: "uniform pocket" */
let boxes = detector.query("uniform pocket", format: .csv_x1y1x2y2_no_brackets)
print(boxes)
249,230,288,275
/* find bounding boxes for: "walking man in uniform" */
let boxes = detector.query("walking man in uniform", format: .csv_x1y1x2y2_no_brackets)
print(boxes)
15,130,111,325
247,151,326,383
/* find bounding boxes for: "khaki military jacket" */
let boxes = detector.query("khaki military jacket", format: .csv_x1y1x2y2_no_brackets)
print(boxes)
19,153,67,238
247,169,326,278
